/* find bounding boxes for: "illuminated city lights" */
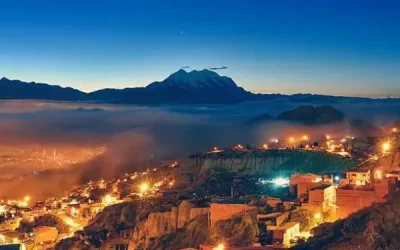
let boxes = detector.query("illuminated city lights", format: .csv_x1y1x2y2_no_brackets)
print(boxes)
18,201,28,207
235,144,244,150
375,170,382,179
272,177,289,187
313,177,322,183
139,182,150,195
382,142,391,154
213,243,225,250
302,135,309,141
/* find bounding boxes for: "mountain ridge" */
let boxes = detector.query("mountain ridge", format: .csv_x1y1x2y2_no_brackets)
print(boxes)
2,69,399,104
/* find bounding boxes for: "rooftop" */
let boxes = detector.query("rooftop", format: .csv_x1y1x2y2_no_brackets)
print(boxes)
347,160,374,173
309,184,332,191
211,198,250,205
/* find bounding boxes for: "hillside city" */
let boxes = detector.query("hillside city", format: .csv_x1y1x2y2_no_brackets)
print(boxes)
0,126,399,250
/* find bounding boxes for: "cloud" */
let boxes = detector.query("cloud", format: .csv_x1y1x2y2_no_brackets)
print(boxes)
208,66,228,71
181,66,190,69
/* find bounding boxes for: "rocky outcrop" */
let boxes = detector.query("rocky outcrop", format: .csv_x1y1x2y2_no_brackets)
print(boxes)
82,200,209,250
178,200,193,229
146,207,178,238
148,214,210,250
186,149,356,178
190,207,210,221
127,201,209,249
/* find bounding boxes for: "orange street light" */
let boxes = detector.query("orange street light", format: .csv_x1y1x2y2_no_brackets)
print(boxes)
382,142,391,154
213,243,225,250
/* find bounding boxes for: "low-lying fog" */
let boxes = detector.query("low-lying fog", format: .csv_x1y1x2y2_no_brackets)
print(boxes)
0,99,399,199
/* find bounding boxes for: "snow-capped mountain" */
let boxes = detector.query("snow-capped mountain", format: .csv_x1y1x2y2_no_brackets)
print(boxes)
89,69,252,104
146,69,239,90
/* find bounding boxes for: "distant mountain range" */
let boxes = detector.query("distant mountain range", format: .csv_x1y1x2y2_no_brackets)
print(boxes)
247,105,390,137
247,105,345,125
0,69,398,104
277,105,345,125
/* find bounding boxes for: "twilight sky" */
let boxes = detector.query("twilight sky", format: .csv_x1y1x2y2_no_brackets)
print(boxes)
1,0,399,97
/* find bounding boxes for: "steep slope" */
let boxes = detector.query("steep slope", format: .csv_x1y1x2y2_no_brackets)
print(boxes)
186,149,356,178
69,200,210,250
0,77,86,100
278,105,345,125
294,191,400,250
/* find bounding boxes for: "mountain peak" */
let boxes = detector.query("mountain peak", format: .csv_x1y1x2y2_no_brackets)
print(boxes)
147,68,236,90
1,77,10,81
166,68,219,81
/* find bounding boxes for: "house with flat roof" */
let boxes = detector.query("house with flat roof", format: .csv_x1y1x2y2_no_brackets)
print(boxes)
346,162,372,186
302,184,336,214
268,222,300,247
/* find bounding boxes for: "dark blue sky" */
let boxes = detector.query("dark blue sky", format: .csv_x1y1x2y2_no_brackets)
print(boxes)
1,0,399,97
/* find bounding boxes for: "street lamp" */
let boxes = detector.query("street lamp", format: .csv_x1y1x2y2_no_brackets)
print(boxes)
382,142,391,154
139,182,149,196
213,243,225,250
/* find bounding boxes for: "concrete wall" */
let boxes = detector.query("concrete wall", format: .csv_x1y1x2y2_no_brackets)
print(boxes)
308,185,335,212
336,189,383,218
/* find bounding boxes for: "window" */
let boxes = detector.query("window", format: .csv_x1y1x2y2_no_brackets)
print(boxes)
352,174,356,177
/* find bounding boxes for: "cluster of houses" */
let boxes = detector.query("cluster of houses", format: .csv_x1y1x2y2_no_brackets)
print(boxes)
200,157,400,250
0,166,179,250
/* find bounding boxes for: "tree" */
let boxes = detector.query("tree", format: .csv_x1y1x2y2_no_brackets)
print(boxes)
288,209,313,231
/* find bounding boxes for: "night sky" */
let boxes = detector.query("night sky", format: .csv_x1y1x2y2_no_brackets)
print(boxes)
1,0,399,97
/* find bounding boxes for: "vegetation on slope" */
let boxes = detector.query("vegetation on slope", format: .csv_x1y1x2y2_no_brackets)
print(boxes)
193,149,356,175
